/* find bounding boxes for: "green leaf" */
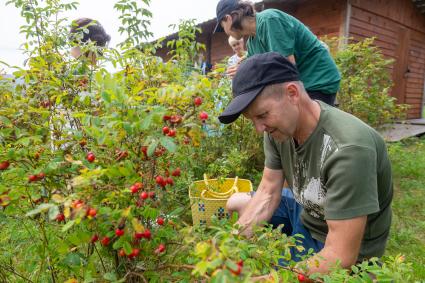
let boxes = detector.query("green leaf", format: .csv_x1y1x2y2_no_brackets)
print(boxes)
123,241,132,255
147,140,158,157
0,116,12,126
68,231,90,246
123,122,133,135
142,206,159,220
103,272,118,281
169,207,184,216
194,261,209,276
160,136,176,153
62,220,76,232
63,252,82,266
224,259,238,271
118,166,131,176
25,207,42,217
210,258,223,269
48,205,59,220
112,237,124,250
140,113,153,130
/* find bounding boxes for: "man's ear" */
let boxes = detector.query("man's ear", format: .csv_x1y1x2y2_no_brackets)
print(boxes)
285,82,300,103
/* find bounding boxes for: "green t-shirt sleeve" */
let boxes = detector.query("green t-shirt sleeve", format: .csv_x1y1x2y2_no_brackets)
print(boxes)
263,133,282,170
257,16,295,57
323,146,380,220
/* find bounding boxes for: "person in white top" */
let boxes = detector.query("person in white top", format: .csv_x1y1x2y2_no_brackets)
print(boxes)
227,36,246,70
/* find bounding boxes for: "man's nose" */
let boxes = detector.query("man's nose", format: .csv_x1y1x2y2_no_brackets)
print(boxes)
254,122,266,134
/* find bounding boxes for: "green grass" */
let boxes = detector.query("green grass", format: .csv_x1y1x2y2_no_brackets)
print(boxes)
386,137,425,281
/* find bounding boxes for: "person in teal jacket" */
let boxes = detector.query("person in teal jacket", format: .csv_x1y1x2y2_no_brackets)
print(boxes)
214,0,340,105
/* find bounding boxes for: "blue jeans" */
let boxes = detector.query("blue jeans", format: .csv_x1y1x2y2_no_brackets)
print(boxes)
268,188,324,264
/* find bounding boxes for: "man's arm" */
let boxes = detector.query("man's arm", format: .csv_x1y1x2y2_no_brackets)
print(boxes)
237,167,284,237
300,216,367,275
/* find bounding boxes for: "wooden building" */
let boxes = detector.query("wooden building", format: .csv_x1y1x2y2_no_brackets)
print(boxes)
155,0,425,119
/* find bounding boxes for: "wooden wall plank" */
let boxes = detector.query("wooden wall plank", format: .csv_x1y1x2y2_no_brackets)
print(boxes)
350,0,425,32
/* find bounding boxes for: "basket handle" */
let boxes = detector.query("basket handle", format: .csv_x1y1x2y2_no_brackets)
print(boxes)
201,189,232,199
201,175,239,198
203,174,238,196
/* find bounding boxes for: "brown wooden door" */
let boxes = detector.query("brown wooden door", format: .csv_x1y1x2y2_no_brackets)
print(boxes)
392,27,410,105
405,30,425,118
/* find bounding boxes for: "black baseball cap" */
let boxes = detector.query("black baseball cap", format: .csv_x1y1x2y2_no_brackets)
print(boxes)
218,52,300,124
214,0,240,33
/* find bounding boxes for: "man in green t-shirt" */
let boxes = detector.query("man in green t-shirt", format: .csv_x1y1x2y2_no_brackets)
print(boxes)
218,52,393,277
214,0,341,106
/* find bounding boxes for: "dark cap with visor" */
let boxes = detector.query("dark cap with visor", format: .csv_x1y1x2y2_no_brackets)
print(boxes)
214,0,240,33
218,52,300,124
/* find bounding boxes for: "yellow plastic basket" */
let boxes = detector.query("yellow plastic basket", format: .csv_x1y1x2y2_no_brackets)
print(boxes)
189,176,253,226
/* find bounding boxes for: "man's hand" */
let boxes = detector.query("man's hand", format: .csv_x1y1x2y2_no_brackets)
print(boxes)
226,64,239,78
235,221,254,238
234,167,284,237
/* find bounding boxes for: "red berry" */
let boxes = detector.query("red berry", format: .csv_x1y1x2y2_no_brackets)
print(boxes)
140,191,148,200
171,168,181,177
297,274,306,282
141,146,148,156
162,126,170,135
163,115,171,121
86,152,95,163
149,192,155,199
155,243,166,254
90,234,99,243
166,177,174,186
156,217,165,226
101,236,110,246
118,249,126,257
134,232,144,239
0,161,10,170
72,199,84,209
134,182,143,189
129,248,140,258
167,129,176,137
230,265,242,276
155,176,164,186
115,229,125,237
28,174,38,182
194,96,202,106
87,208,97,217
237,260,244,267
56,213,65,222
37,172,46,179
143,229,151,239
199,111,208,121
130,185,139,194
170,114,182,124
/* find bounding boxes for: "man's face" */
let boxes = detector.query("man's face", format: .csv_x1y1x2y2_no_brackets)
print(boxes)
221,16,243,40
243,85,299,143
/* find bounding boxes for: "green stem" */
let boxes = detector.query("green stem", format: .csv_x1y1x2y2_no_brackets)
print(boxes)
0,262,34,282
38,220,57,283
94,244,107,273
